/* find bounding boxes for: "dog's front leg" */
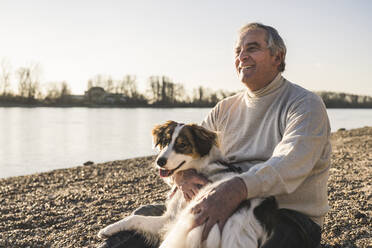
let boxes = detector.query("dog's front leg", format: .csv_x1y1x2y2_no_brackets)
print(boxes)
98,215,168,239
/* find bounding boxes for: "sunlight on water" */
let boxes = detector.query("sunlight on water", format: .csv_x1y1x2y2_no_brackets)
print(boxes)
0,108,210,178
0,107,370,178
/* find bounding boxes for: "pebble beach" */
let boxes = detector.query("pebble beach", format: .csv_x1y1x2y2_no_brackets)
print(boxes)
0,127,371,247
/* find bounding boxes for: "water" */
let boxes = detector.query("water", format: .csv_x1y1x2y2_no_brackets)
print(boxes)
0,107,371,178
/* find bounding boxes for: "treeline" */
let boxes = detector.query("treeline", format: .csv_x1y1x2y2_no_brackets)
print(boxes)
0,61,235,107
316,91,372,108
85,74,234,107
0,60,371,108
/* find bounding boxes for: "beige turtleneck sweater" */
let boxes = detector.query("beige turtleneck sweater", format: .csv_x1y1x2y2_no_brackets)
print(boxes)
202,74,331,226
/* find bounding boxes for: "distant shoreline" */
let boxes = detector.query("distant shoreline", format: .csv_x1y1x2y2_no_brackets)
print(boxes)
0,103,214,108
1,103,372,109
2,89,372,109
0,127,371,247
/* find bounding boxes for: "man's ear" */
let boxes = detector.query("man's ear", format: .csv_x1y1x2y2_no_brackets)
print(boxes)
189,125,217,157
274,51,283,63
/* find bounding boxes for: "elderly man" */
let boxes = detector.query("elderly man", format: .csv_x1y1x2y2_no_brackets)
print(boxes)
99,23,330,248
174,22,331,248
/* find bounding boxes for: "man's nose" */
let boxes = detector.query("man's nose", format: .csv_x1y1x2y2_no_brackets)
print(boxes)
239,50,249,62
157,157,167,167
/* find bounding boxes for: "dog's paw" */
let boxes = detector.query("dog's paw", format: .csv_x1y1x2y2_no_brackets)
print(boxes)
98,217,132,239
97,224,118,239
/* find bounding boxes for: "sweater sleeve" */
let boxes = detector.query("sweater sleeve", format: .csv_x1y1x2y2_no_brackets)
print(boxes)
238,94,331,199
201,102,220,132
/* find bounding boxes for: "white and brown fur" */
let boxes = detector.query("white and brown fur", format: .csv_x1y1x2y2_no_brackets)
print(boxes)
98,121,278,248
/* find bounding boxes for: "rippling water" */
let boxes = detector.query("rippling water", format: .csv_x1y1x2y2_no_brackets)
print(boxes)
0,107,371,178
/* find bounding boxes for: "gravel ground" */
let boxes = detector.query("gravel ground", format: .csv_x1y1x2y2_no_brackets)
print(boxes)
0,127,371,248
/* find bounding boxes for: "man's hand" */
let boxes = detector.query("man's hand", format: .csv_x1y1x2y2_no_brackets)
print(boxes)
190,177,247,241
173,169,210,201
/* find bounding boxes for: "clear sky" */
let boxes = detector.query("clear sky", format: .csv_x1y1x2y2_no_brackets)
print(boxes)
1,0,371,96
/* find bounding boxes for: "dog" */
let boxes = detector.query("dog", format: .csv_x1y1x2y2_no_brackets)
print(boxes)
98,121,278,248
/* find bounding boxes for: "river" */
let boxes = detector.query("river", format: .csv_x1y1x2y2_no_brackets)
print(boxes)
0,107,371,178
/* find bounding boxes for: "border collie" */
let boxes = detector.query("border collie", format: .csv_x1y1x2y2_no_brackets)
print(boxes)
98,121,277,248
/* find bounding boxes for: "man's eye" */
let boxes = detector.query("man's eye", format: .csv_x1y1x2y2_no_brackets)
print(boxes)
247,46,259,52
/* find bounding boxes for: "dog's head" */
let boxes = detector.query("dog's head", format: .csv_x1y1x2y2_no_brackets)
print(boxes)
152,120,218,177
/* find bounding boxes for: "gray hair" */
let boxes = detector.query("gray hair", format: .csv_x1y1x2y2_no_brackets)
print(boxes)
239,23,287,72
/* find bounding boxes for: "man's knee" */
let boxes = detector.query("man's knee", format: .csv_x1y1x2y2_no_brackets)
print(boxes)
262,209,321,248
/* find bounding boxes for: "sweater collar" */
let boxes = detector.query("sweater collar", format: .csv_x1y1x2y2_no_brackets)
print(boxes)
245,73,284,98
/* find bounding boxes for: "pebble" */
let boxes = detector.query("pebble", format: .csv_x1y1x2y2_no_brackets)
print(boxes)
0,128,371,247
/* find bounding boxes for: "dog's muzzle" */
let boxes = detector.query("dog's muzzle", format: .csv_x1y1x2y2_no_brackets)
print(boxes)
158,160,186,178
157,157,167,167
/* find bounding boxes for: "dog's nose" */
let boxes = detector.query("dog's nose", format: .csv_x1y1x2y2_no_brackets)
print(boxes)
157,157,167,167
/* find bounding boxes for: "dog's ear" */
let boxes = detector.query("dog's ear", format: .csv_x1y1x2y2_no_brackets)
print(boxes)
152,120,178,149
189,124,217,157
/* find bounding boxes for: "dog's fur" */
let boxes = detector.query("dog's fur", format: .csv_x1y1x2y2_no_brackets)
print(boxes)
98,121,278,248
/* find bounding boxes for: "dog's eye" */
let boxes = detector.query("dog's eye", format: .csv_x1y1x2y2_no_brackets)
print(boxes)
178,143,187,149
161,138,170,147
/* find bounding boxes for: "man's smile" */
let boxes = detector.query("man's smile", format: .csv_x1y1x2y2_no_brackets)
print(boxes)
239,65,255,73
241,65,254,69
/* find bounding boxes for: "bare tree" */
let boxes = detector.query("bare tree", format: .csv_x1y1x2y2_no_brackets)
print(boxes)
0,58,12,96
87,74,104,89
17,63,41,100
148,76,162,102
162,76,176,103
45,82,60,100
17,68,30,98
192,86,223,105
87,74,117,93
174,83,187,103
148,76,183,104
105,76,114,93
193,86,206,103
44,81,72,104
116,75,138,97
60,81,71,97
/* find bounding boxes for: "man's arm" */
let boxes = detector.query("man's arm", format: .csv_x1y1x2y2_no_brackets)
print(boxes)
190,94,330,241
238,95,331,199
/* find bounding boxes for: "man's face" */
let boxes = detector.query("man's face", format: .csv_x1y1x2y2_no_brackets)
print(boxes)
235,28,281,90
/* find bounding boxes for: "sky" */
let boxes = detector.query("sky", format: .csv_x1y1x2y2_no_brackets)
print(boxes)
0,0,371,96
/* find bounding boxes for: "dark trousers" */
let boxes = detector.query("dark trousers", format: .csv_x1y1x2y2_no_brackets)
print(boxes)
262,208,321,248
98,205,321,248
